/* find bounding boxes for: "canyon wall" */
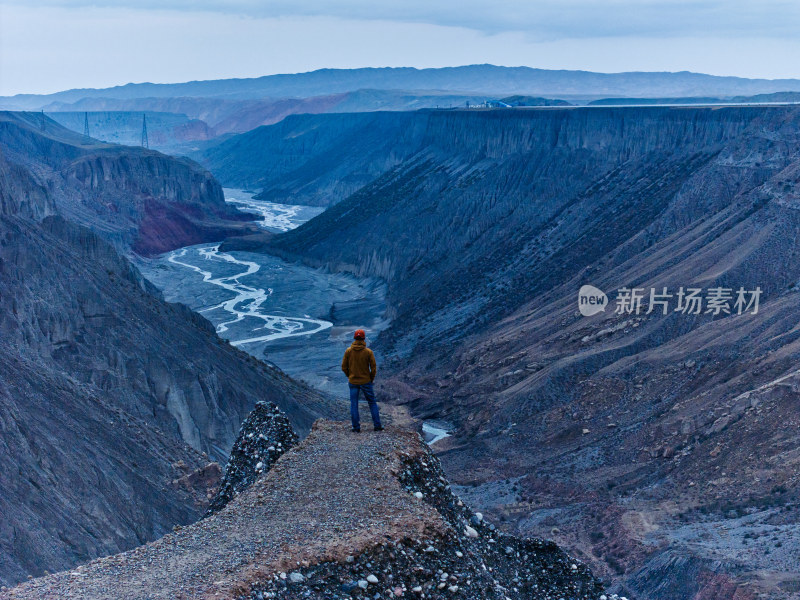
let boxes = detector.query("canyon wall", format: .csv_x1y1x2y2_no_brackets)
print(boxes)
0,111,257,255
256,105,800,599
195,111,429,206
0,112,335,586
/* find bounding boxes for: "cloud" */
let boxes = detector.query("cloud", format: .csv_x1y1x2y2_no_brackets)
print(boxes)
2,2,800,95
3,0,800,39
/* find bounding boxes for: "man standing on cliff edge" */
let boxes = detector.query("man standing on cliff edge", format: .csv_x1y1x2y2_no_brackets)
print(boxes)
341,329,383,433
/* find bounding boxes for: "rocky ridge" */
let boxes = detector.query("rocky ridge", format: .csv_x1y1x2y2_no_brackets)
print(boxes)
207,402,299,514
244,426,606,600
2,421,607,600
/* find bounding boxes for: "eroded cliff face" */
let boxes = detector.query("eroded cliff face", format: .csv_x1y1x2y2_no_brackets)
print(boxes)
0,211,339,586
0,113,337,587
0,331,218,589
0,151,55,219
267,106,780,344
194,106,760,212
4,215,333,444
0,111,256,255
0,215,216,587
255,106,800,599
194,111,428,207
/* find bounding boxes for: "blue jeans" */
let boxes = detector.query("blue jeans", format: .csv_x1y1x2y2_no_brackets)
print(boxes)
349,382,381,430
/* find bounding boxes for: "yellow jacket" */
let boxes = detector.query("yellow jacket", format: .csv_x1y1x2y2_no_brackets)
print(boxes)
341,340,377,385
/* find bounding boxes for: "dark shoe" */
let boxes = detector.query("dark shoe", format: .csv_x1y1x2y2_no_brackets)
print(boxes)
374,426,384,432
352,427,361,433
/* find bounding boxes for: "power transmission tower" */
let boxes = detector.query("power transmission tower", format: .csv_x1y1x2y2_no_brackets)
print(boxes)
141,114,149,149
82,111,90,144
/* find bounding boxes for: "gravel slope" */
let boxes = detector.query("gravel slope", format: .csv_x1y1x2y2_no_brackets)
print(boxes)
3,421,602,600
3,422,445,599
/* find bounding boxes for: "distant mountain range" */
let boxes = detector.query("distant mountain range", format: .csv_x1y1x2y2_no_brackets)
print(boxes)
5,65,800,110
6,67,800,154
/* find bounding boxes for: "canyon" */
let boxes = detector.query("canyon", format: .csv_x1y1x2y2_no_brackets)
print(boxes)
139,191,388,395
0,112,335,587
4,90,800,599
206,105,800,599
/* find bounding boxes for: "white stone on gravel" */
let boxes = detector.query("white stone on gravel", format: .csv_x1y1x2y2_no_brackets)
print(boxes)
366,574,379,584
288,572,304,583
465,525,479,538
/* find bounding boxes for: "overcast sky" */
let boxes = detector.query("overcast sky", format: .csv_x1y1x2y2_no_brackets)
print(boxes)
2,1,800,95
